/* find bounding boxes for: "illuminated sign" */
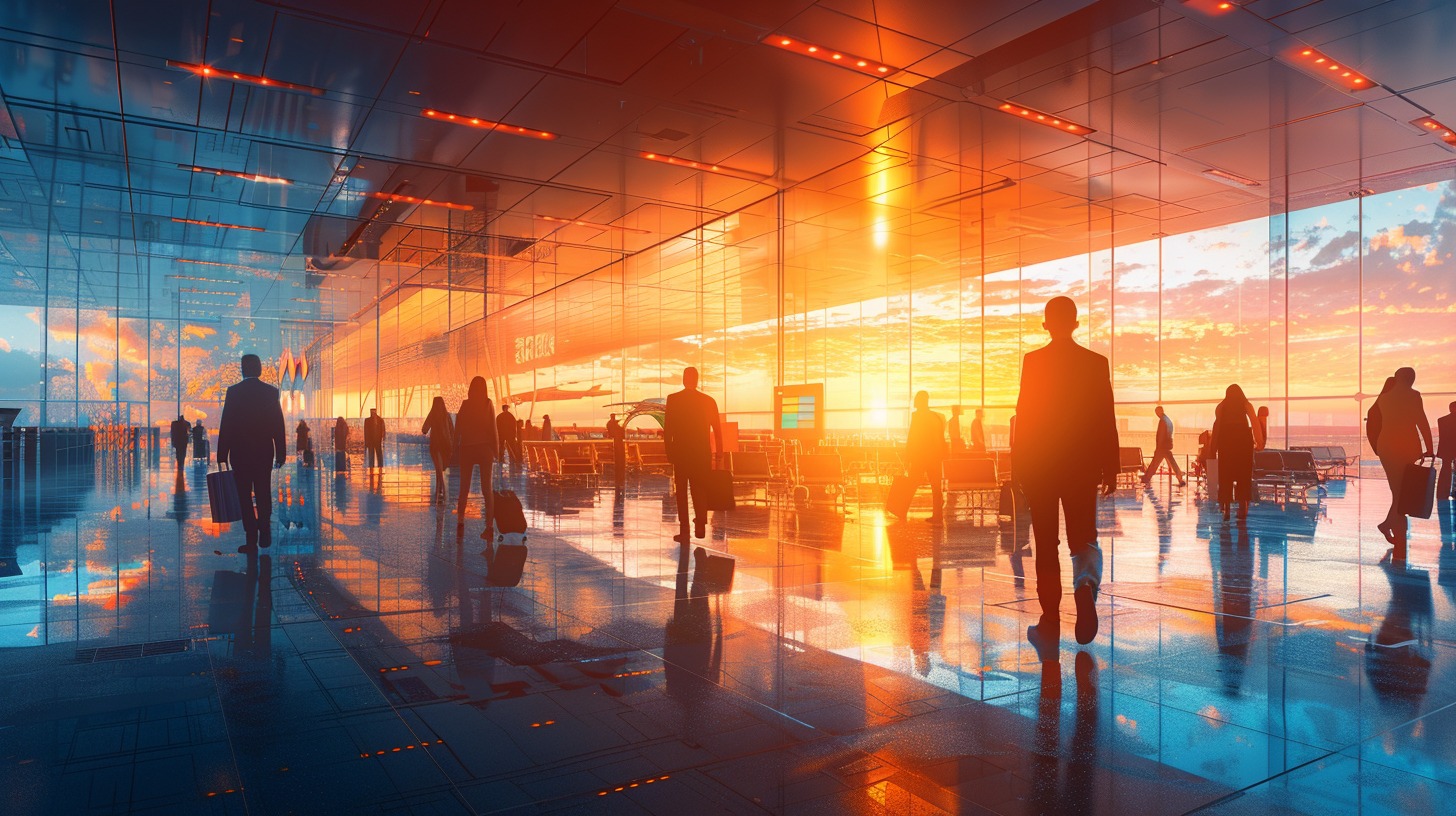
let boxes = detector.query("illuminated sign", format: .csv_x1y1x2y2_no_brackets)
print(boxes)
515,332,556,365
774,384,824,442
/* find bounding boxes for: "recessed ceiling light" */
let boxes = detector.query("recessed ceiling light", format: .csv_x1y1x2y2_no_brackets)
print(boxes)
172,217,265,232
996,101,1095,135
536,214,651,235
368,191,474,211
180,164,291,185
1410,116,1456,146
638,151,758,179
765,34,895,76
1289,47,1374,90
1202,168,1261,188
166,60,325,95
421,108,557,140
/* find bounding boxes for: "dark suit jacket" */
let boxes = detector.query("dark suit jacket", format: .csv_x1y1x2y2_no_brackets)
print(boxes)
364,415,385,445
1155,415,1173,452
1012,337,1119,487
665,388,720,469
1439,414,1455,459
496,411,517,444
455,397,497,454
170,419,190,448
907,409,947,464
217,377,286,469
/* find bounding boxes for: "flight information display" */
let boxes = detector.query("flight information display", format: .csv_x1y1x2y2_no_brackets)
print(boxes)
774,384,824,442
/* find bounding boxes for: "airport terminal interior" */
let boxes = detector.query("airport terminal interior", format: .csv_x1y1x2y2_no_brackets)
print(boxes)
2,0,1456,813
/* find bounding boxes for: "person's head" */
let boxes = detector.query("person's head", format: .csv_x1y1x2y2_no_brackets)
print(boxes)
503,404,512,415
1449,401,1456,414
430,396,446,413
336,416,344,423
240,353,261,378
914,390,929,410
1395,367,1416,388
370,408,378,417
467,376,487,401
177,414,185,421
1224,383,1246,404
1043,296,1078,340
975,408,984,419
683,366,699,390
951,405,962,417
1154,406,1164,418
1257,405,1269,418
543,414,550,421
610,413,617,421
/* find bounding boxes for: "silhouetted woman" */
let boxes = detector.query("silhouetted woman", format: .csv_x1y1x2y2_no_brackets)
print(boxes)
1371,367,1434,557
539,414,554,442
1212,384,1264,521
295,420,310,456
421,396,454,504
1255,406,1270,450
333,416,349,472
454,377,498,534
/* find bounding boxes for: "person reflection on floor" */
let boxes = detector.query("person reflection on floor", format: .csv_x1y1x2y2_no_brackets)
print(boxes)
1146,484,1175,574
663,542,722,746
1211,524,1254,695
235,552,273,659
1366,554,1434,721
1027,650,1100,815
170,414,190,469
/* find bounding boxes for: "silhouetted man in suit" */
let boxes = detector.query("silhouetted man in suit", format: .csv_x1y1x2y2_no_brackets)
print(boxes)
170,415,190,468
971,408,987,453
606,413,626,486
364,408,385,470
1013,297,1119,647
906,390,947,522
496,404,519,468
1438,401,1456,502
665,367,722,543
1142,405,1186,487
217,354,286,553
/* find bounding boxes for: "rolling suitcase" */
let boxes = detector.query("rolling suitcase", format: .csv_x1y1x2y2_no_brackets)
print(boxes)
886,475,914,519
207,465,243,524
493,489,527,535
1400,456,1438,519
702,469,736,512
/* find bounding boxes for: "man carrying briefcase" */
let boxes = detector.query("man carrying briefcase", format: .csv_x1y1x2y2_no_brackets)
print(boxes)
217,353,287,554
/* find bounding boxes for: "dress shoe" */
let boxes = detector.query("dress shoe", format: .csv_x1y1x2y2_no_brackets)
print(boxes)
237,542,258,554
1074,583,1098,645
694,519,707,539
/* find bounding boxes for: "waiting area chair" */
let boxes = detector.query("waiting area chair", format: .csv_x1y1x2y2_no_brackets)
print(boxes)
1118,447,1145,487
944,458,999,517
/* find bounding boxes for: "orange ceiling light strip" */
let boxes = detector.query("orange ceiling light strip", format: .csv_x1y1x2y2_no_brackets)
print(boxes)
166,60,325,95
172,217,264,232
639,151,757,178
181,164,291,185
421,109,557,140
766,35,894,76
997,102,1095,134
368,191,474,211
1292,48,1373,90
1412,117,1456,146
536,214,651,235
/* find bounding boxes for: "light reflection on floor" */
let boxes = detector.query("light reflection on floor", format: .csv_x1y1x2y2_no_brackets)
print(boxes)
0,446,1453,814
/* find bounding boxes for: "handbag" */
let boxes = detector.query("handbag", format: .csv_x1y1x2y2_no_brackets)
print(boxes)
1399,455,1438,519
206,463,243,524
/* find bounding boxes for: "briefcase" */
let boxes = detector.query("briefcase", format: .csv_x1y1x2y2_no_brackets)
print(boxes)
702,468,736,512
207,466,242,524
886,475,914,519
1400,456,1438,519
693,546,735,593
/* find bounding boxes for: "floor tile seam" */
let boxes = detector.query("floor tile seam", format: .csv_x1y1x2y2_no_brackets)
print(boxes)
1178,745,1345,815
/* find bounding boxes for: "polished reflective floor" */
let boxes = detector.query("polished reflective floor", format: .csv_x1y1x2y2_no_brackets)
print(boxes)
2,447,1454,814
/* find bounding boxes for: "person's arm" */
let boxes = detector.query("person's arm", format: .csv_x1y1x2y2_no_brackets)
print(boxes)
1417,394,1434,456
1096,357,1119,495
484,400,499,458
1245,402,1265,450
663,397,676,462
709,402,723,462
271,392,287,467
216,396,231,465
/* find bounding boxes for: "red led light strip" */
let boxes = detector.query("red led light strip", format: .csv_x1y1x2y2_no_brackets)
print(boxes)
997,102,1095,134
421,109,557,140
368,191,474,211
537,214,651,235
1292,48,1373,90
172,217,264,232
166,60,325,95
181,164,291,185
639,152,757,179
1412,117,1456,146
766,35,894,76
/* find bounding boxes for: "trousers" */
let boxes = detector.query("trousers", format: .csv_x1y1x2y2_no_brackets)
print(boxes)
1024,476,1101,619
